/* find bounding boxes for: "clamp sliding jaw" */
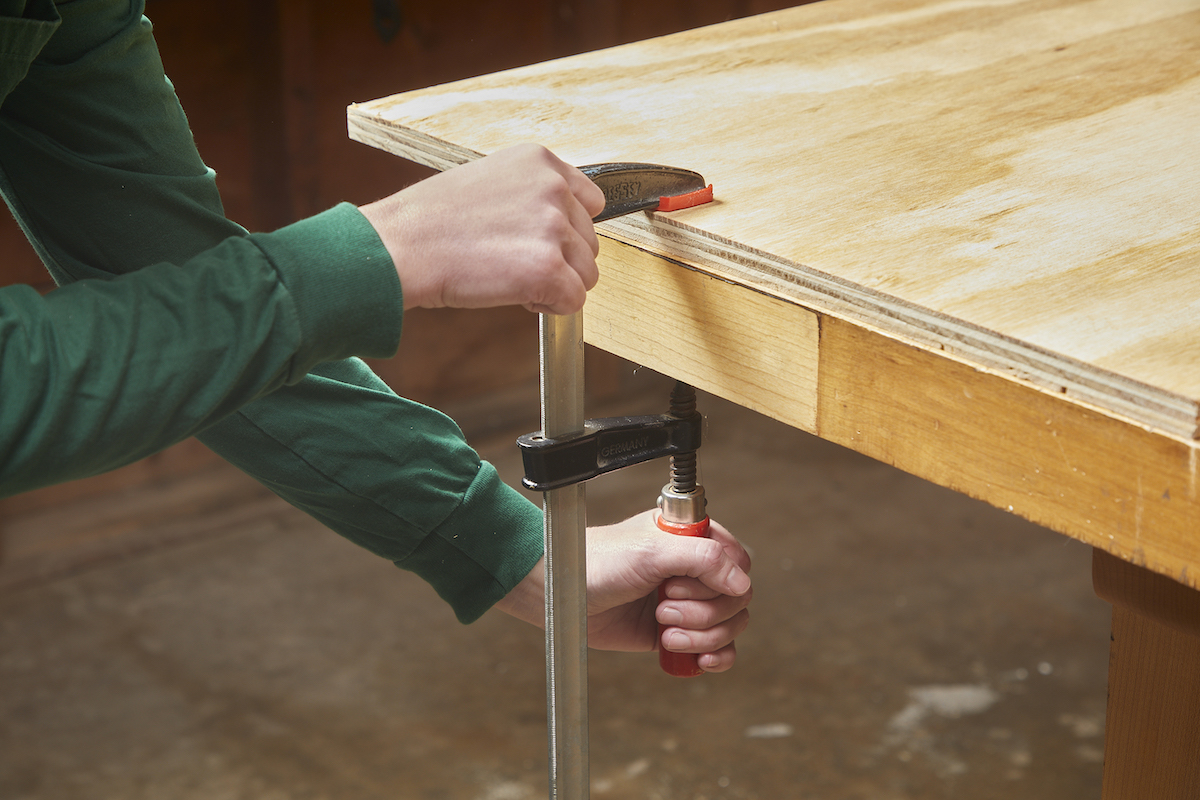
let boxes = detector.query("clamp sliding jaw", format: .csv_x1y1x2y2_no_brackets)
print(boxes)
518,406,702,492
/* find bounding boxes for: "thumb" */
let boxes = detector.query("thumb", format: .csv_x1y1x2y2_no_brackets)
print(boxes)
655,523,752,597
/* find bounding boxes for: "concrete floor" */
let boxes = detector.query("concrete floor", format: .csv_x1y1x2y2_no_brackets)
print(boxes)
0,377,1111,799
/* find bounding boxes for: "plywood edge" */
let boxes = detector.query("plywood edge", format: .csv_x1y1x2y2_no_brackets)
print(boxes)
604,214,1200,442
345,111,1200,441
347,104,481,172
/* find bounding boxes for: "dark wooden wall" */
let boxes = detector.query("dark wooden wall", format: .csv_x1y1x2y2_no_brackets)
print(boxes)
0,0,810,515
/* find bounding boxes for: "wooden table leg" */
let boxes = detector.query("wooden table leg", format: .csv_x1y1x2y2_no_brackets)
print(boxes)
1092,549,1200,799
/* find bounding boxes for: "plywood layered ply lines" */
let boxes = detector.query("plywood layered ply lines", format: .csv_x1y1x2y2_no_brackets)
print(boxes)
349,0,1200,588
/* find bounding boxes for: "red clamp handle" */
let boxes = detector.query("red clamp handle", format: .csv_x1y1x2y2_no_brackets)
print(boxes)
657,514,711,678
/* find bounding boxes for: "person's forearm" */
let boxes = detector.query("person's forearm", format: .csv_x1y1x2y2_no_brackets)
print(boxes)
199,365,546,624
0,207,403,497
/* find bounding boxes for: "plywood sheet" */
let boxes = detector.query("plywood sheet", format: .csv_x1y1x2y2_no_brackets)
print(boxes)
349,0,1200,439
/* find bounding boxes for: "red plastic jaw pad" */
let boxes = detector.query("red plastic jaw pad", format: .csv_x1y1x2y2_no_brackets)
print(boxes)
657,184,714,213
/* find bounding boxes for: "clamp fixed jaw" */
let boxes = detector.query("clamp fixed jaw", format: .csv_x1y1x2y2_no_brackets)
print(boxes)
580,163,714,222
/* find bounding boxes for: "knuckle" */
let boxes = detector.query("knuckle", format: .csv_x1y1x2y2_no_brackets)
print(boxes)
694,538,726,574
535,201,572,241
514,142,549,161
547,178,576,213
726,610,750,640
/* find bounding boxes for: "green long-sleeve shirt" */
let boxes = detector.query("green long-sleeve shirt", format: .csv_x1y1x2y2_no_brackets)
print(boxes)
0,0,543,622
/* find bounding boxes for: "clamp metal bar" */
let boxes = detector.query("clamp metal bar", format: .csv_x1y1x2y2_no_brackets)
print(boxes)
539,309,589,800
534,161,709,799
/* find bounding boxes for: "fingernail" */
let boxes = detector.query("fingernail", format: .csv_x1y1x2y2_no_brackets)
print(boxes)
666,585,692,600
659,607,683,626
730,570,751,595
666,631,690,651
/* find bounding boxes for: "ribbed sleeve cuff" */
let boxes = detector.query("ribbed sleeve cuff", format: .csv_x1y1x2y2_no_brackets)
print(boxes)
251,203,404,372
397,461,545,624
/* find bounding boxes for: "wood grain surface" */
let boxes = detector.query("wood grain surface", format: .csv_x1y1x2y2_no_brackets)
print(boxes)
349,0,1200,587
351,0,1200,438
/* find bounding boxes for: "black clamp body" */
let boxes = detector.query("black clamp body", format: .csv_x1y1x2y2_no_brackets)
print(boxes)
518,411,701,492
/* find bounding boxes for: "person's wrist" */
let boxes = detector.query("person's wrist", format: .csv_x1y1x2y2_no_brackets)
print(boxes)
359,195,431,310
494,557,546,627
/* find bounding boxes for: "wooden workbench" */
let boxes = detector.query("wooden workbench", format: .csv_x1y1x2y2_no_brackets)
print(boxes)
348,0,1200,794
